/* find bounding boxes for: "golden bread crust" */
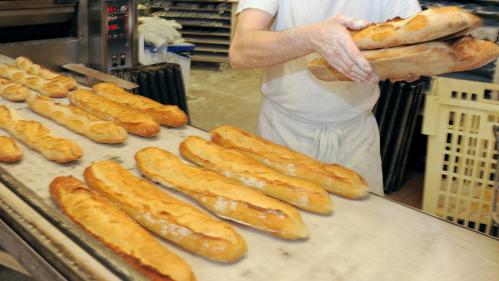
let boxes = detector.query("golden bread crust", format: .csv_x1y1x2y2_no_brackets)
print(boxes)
179,136,332,214
135,147,309,240
210,126,368,199
69,89,160,137
50,176,196,281
93,83,188,127
84,160,247,262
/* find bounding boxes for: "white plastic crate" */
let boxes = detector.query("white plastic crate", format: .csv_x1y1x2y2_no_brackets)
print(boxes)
422,77,499,237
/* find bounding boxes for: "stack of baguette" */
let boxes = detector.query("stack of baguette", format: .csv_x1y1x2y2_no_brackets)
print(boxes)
92,83,188,128
0,105,82,163
50,176,196,281
0,64,68,98
27,95,129,144
308,7,499,82
68,89,161,138
211,126,368,199
0,77,33,102
15,57,78,91
135,147,309,240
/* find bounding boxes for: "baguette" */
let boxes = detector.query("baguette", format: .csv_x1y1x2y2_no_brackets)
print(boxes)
180,136,332,214
0,77,33,102
27,95,128,144
0,64,67,98
92,83,188,127
50,176,196,281
0,105,82,163
69,89,160,138
211,126,368,199
0,136,22,163
16,57,78,90
84,160,247,262
136,147,308,240
308,36,499,82
351,7,482,50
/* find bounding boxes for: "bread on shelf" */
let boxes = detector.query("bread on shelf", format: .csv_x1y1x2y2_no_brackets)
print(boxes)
0,105,82,163
68,89,160,138
84,160,247,262
136,147,309,240
16,57,78,90
179,136,332,214
0,77,33,102
92,82,188,128
211,126,368,199
0,136,22,163
50,176,196,281
0,64,68,98
27,95,128,144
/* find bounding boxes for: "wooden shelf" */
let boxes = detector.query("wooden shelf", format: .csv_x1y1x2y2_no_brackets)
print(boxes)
146,0,237,63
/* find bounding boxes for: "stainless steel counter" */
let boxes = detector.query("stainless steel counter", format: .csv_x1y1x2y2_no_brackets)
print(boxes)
0,56,498,281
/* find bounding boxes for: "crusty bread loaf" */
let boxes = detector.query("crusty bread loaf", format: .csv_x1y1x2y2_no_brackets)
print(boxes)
16,57,78,90
84,160,247,262
351,6,482,50
309,36,499,82
136,147,308,240
92,83,188,128
179,136,332,214
27,95,128,144
211,126,368,199
50,176,196,281
0,136,22,163
0,77,33,102
0,105,82,163
0,64,67,98
69,89,160,138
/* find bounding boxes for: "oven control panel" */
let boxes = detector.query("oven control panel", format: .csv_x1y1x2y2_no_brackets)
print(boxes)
105,0,133,70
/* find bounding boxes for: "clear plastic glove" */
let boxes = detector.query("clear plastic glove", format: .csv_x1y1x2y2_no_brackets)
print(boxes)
309,15,379,83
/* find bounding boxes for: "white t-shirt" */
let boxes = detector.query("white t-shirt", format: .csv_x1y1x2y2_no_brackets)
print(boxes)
237,0,421,123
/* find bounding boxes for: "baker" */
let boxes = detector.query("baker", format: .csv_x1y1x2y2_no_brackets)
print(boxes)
229,0,422,196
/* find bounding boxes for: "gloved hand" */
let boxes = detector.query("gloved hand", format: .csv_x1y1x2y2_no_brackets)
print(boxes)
309,15,379,83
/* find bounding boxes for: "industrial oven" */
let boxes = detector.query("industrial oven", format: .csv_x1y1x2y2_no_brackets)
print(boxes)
0,0,136,73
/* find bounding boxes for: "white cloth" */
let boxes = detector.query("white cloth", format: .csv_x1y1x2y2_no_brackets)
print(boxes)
258,98,384,195
237,0,421,195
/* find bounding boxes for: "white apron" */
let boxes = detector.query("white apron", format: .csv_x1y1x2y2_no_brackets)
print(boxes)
258,98,384,195
237,0,421,195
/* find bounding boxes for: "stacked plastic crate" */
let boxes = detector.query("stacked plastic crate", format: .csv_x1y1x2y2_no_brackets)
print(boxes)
422,77,498,237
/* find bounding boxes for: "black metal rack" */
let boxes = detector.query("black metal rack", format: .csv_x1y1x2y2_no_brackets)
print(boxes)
374,79,427,193
111,63,189,116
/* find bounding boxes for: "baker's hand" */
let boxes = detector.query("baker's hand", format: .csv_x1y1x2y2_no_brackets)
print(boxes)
309,15,379,83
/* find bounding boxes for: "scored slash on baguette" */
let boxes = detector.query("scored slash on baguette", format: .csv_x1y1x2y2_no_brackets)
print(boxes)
27,95,128,144
50,176,196,281
69,89,160,138
210,126,368,199
0,64,68,98
0,77,33,102
351,6,482,50
179,136,333,214
84,160,247,262
135,147,309,240
92,83,188,128
16,57,78,90
0,105,82,163
308,36,499,82
0,136,22,163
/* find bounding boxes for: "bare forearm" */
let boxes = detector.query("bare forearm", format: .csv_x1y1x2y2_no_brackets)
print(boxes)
229,25,317,69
